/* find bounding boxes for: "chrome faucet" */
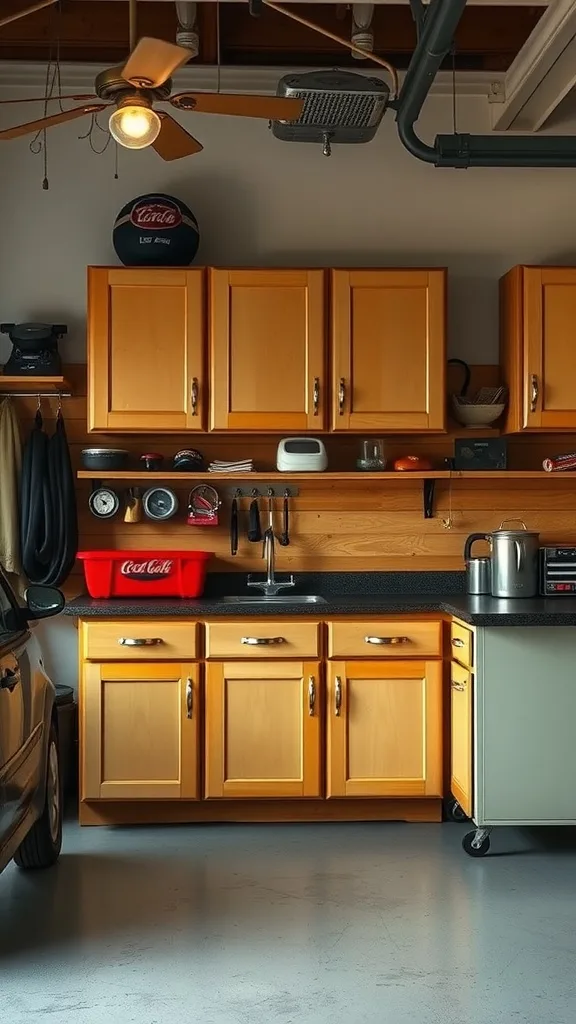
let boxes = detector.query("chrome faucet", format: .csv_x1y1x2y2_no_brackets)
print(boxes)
247,527,295,597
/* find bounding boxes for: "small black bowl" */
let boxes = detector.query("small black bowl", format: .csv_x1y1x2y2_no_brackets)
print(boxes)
81,448,130,471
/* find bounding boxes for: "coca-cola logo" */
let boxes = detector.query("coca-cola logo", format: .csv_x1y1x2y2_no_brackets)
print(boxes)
121,559,174,580
130,201,182,230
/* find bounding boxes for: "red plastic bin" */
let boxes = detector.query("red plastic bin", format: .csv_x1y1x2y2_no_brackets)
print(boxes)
77,550,212,599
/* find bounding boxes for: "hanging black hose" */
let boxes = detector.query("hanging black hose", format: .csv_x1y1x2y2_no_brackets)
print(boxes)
20,407,77,586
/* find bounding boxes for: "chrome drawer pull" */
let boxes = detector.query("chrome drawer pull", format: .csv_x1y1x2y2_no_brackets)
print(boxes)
313,376,320,416
186,678,193,719
241,636,285,646
451,638,465,649
308,677,316,716
191,377,199,415
364,636,410,645
118,637,164,647
452,681,466,691
334,676,342,717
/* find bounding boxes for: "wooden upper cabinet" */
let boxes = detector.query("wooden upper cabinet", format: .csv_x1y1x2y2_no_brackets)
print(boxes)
204,660,322,798
82,662,199,801
501,266,576,431
87,267,205,432
209,269,326,431
331,269,446,432
326,660,443,798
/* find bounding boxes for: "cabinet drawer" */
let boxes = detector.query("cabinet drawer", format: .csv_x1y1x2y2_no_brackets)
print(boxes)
450,621,473,669
82,620,197,661
205,621,320,659
328,620,441,659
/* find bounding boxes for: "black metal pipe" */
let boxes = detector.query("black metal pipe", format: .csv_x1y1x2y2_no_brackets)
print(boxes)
396,0,576,168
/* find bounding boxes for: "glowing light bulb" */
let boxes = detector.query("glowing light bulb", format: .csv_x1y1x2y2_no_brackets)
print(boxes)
109,104,161,149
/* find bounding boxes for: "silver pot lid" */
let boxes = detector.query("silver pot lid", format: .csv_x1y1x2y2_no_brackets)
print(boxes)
493,518,539,538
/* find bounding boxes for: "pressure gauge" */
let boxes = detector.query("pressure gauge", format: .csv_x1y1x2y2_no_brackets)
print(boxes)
143,487,179,521
89,487,120,519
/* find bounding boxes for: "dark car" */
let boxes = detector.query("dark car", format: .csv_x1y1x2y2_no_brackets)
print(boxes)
0,571,65,874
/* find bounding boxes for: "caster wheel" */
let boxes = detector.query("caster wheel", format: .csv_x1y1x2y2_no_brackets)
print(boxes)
462,831,490,858
445,798,469,823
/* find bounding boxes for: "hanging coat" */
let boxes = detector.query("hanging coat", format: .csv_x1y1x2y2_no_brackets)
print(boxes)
0,397,23,577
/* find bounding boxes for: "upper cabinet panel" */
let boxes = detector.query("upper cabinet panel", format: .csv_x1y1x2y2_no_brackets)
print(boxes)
331,269,446,432
88,267,205,432
501,266,576,432
209,269,326,431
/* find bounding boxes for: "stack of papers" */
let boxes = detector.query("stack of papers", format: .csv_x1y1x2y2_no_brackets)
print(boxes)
208,459,254,473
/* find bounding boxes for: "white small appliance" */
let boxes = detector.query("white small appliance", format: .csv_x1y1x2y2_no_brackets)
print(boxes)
276,437,328,472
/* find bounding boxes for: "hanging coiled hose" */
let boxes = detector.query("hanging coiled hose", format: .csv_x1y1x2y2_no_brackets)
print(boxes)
20,409,78,586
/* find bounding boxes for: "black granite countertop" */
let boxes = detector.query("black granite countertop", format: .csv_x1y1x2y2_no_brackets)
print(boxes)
64,571,576,626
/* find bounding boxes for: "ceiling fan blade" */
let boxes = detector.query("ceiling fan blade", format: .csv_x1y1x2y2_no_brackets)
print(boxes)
0,95,97,105
152,114,203,161
170,93,303,120
0,0,58,30
0,104,107,141
122,37,192,89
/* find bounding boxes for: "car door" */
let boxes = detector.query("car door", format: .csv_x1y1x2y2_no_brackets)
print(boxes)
0,578,30,845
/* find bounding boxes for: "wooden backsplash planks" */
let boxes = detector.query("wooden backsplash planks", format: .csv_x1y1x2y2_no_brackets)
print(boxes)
10,366,576,593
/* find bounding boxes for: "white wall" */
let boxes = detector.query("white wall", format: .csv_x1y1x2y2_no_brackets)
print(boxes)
3,67,576,368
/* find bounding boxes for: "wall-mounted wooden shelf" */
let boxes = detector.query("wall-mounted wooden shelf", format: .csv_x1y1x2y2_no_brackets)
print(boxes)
76,469,562,481
0,375,71,396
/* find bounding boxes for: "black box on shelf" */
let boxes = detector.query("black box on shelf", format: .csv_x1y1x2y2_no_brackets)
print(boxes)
454,437,508,471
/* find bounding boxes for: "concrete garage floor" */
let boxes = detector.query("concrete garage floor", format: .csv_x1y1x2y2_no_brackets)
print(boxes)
1,821,576,1024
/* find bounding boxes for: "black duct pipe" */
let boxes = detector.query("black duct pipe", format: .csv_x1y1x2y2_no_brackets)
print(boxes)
397,0,576,168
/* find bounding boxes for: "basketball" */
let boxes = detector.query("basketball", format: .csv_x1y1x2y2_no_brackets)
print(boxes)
113,193,200,266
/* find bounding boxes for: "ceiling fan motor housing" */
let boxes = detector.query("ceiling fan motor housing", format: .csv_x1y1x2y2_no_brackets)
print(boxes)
272,70,389,148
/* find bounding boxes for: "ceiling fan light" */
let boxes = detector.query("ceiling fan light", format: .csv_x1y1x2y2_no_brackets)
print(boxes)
109,103,161,149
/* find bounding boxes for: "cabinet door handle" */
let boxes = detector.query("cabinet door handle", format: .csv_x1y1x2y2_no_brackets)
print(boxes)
364,635,410,646
118,637,163,647
452,680,466,691
313,376,320,416
308,676,316,716
451,638,465,649
186,677,194,718
191,377,199,416
338,377,346,415
334,676,342,717
530,373,539,413
241,636,285,646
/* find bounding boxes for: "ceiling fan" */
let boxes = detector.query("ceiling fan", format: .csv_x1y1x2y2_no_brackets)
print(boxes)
0,0,398,160
0,1,305,160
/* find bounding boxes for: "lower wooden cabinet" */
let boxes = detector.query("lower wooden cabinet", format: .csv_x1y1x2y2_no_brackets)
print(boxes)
82,662,199,800
204,660,322,798
326,660,443,798
450,661,473,818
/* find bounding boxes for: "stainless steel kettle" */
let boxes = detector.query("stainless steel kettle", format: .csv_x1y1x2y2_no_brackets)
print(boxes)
464,519,540,598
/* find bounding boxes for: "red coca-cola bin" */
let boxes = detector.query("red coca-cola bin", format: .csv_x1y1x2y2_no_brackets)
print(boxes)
78,550,211,599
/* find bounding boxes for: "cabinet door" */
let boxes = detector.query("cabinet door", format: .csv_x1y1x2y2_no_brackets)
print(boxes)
450,662,473,818
522,267,576,429
88,267,204,432
331,269,446,431
82,662,199,800
327,660,442,798
210,269,325,430
205,661,321,797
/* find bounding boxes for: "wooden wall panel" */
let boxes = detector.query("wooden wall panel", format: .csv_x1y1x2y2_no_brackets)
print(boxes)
10,366,576,596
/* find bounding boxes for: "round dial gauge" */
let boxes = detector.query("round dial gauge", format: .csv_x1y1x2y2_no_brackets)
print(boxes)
143,487,179,521
89,487,120,519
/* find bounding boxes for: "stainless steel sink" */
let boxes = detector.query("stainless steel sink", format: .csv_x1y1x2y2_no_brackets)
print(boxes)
221,595,327,605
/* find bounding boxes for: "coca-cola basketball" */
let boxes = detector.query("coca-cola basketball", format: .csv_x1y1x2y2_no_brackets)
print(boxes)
113,192,199,266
